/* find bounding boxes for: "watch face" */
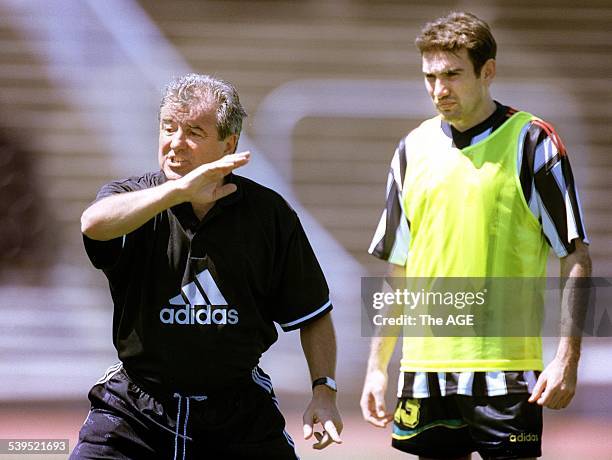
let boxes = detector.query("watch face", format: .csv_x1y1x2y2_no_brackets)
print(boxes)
313,377,337,391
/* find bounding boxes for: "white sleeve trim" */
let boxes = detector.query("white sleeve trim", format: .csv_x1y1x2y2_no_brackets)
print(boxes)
538,193,569,258
279,299,332,329
368,209,388,254
388,217,410,265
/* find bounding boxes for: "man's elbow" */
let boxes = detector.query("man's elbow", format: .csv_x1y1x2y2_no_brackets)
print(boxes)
81,210,97,238
81,207,109,240
301,312,334,335
575,240,592,275
563,240,592,277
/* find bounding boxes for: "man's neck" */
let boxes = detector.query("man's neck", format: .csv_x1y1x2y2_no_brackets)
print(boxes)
451,98,497,132
191,177,227,221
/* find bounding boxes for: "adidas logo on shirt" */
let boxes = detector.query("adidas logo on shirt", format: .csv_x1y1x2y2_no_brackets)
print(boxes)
159,269,239,325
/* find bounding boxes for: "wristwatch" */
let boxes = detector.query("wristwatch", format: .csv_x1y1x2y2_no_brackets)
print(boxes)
312,377,337,392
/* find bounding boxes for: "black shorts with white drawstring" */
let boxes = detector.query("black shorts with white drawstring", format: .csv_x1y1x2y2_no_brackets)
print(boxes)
70,363,298,460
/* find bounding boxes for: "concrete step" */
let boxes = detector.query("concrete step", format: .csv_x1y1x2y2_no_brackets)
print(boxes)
0,285,116,399
142,0,612,25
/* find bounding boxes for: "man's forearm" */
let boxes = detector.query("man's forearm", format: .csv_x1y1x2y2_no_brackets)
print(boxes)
367,262,403,374
555,336,581,366
300,313,337,381
81,180,183,241
300,313,343,448
557,240,592,362
81,152,250,241
367,334,399,374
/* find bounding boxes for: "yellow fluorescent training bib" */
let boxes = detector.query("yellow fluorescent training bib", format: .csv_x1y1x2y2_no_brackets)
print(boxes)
400,111,548,371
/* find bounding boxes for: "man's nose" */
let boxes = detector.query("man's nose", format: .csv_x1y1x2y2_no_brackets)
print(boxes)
433,79,449,99
170,128,187,150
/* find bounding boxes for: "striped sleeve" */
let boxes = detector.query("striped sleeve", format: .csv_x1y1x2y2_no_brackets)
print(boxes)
518,120,589,257
368,138,411,265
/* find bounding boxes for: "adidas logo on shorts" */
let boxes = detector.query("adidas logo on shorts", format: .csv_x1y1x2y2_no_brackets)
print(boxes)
509,433,539,443
159,269,239,325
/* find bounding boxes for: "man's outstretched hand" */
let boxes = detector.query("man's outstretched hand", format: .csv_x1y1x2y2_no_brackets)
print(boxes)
175,151,250,205
302,389,343,450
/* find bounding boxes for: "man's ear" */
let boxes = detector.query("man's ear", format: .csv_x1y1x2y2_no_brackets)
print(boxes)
481,58,496,85
223,134,238,154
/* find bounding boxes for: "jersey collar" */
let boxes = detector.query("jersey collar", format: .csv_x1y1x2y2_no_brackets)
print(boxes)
217,173,244,208
160,171,244,231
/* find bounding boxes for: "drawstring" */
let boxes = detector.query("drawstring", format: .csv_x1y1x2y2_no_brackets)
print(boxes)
173,393,208,460
182,398,189,460
173,393,182,460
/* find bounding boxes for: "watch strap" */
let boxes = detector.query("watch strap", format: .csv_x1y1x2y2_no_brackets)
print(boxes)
312,376,337,392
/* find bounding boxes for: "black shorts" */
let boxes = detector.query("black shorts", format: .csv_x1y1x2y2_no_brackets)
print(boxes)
392,394,542,459
70,364,298,460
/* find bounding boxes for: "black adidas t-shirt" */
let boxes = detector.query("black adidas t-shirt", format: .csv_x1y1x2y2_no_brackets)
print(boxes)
84,172,332,394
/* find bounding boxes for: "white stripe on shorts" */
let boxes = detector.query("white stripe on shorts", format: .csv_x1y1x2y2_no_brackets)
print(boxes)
95,362,122,385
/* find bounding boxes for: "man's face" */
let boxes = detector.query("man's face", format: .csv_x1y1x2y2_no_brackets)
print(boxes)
158,102,236,180
422,48,494,130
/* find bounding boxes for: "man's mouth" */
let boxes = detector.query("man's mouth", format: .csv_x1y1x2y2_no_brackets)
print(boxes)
168,157,187,167
436,100,456,109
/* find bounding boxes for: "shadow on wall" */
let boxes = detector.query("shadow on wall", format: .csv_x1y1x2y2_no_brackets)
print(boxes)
0,127,53,282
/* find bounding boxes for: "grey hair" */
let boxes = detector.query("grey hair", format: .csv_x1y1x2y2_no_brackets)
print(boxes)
159,74,247,141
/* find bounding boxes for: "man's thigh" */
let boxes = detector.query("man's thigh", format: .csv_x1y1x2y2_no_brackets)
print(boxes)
70,406,162,460
391,394,542,460
70,366,172,460
457,394,542,460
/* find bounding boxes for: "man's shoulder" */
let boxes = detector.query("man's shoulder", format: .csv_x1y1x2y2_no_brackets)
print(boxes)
103,171,164,190
405,115,444,141
395,115,446,154
505,109,569,157
498,106,550,132
119,171,165,188
97,171,165,199
232,175,301,234
233,174,296,214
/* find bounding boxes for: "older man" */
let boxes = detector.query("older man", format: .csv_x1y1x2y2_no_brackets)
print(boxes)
72,74,342,460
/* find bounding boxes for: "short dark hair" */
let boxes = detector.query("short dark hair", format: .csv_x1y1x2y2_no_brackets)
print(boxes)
160,74,247,141
415,12,497,76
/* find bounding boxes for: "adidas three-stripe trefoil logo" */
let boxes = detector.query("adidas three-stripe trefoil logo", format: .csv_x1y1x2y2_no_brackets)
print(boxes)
159,269,239,326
